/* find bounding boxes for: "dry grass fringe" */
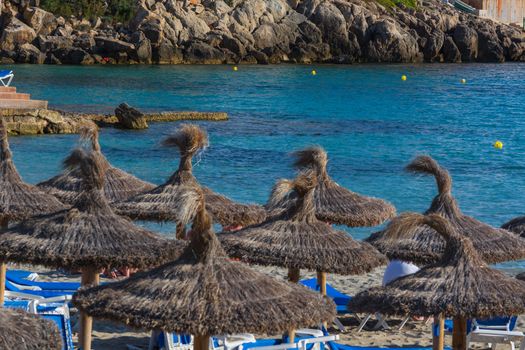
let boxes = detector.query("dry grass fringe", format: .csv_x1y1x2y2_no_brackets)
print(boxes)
0,308,62,350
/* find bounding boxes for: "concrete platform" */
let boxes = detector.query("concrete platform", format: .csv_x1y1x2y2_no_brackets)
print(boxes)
0,86,47,110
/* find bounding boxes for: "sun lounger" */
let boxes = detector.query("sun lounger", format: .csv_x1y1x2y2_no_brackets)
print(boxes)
6,269,81,291
5,295,74,350
0,70,14,87
5,278,75,298
300,278,351,330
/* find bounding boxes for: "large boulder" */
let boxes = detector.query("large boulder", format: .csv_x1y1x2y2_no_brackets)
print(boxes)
453,24,478,62
95,37,135,54
16,43,44,63
442,35,461,62
115,103,149,129
131,31,152,63
476,28,504,62
309,2,351,56
184,41,225,63
36,35,73,52
23,6,57,35
365,19,420,62
0,18,37,52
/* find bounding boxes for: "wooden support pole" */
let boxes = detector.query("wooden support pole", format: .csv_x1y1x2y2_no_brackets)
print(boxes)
288,329,296,344
287,268,300,283
316,271,327,296
452,317,467,350
433,314,445,350
79,267,100,350
0,218,8,306
194,334,210,350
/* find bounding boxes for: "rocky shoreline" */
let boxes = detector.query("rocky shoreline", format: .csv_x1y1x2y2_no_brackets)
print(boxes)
0,0,524,64
1,108,228,135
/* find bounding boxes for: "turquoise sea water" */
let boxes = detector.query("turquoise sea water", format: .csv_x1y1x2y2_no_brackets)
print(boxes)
5,63,525,273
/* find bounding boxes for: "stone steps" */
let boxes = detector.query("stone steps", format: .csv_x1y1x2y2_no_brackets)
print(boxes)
0,87,17,93
0,92,30,100
0,86,48,111
0,99,48,109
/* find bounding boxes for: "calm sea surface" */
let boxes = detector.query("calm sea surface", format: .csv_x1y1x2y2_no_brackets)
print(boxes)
5,63,525,273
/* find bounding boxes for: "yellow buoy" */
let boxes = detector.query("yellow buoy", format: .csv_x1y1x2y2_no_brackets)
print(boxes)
494,140,503,149
461,78,467,84
233,66,238,71
311,70,317,76
401,75,407,81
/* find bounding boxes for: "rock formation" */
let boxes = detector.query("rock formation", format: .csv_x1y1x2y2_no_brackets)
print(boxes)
0,0,523,64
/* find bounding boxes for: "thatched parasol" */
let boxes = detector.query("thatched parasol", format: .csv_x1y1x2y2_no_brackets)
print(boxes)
349,212,525,350
367,155,525,265
221,171,387,296
0,118,66,305
115,124,266,236
73,188,335,349
501,216,525,238
266,146,396,227
0,147,184,350
37,126,155,204
0,308,62,350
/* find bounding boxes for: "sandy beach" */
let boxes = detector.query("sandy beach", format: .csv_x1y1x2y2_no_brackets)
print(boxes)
9,263,516,350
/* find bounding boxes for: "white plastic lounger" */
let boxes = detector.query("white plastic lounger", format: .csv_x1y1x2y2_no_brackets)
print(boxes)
467,317,524,350
0,70,14,87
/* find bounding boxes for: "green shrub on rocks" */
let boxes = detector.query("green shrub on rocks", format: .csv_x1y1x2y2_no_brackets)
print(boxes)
40,0,137,23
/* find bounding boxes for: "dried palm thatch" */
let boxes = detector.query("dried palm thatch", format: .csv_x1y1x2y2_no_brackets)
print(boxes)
0,147,183,270
367,155,525,265
501,216,525,238
349,212,525,319
0,119,65,223
115,124,266,227
516,272,525,282
0,308,62,350
73,188,335,336
221,171,387,275
37,126,155,204
266,146,395,227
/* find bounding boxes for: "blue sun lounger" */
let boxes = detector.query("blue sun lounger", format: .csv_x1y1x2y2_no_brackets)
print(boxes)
6,269,81,291
0,70,14,87
5,279,75,298
300,278,351,314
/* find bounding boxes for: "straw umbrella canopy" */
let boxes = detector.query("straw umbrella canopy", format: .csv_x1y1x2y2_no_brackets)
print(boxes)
501,216,525,237
366,155,525,265
221,171,387,295
0,147,184,350
0,308,62,350
266,146,396,227
348,212,525,350
73,189,335,350
115,124,266,236
38,126,155,204
0,118,66,305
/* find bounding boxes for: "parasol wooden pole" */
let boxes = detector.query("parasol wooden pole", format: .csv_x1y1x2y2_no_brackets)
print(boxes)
316,271,327,296
194,334,210,350
452,316,467,350
79,266,100,350
288,268,300,283
0,218,8,306
432,314,445,350
288,329,296,343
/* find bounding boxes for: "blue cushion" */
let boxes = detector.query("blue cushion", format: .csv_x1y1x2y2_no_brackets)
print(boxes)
7,270,81,291
0,70,13,78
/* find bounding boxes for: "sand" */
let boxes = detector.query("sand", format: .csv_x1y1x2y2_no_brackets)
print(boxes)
7,263,516,350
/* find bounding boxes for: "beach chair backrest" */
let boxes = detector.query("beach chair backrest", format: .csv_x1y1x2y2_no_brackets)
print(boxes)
240,342,300,350
472,316,517,331
298,335,339,350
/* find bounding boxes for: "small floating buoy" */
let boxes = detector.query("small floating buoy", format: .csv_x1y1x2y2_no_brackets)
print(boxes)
494,140,503,150
461,78,467,84
311,70,317,76
401,75,407,81
233,66,238,71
